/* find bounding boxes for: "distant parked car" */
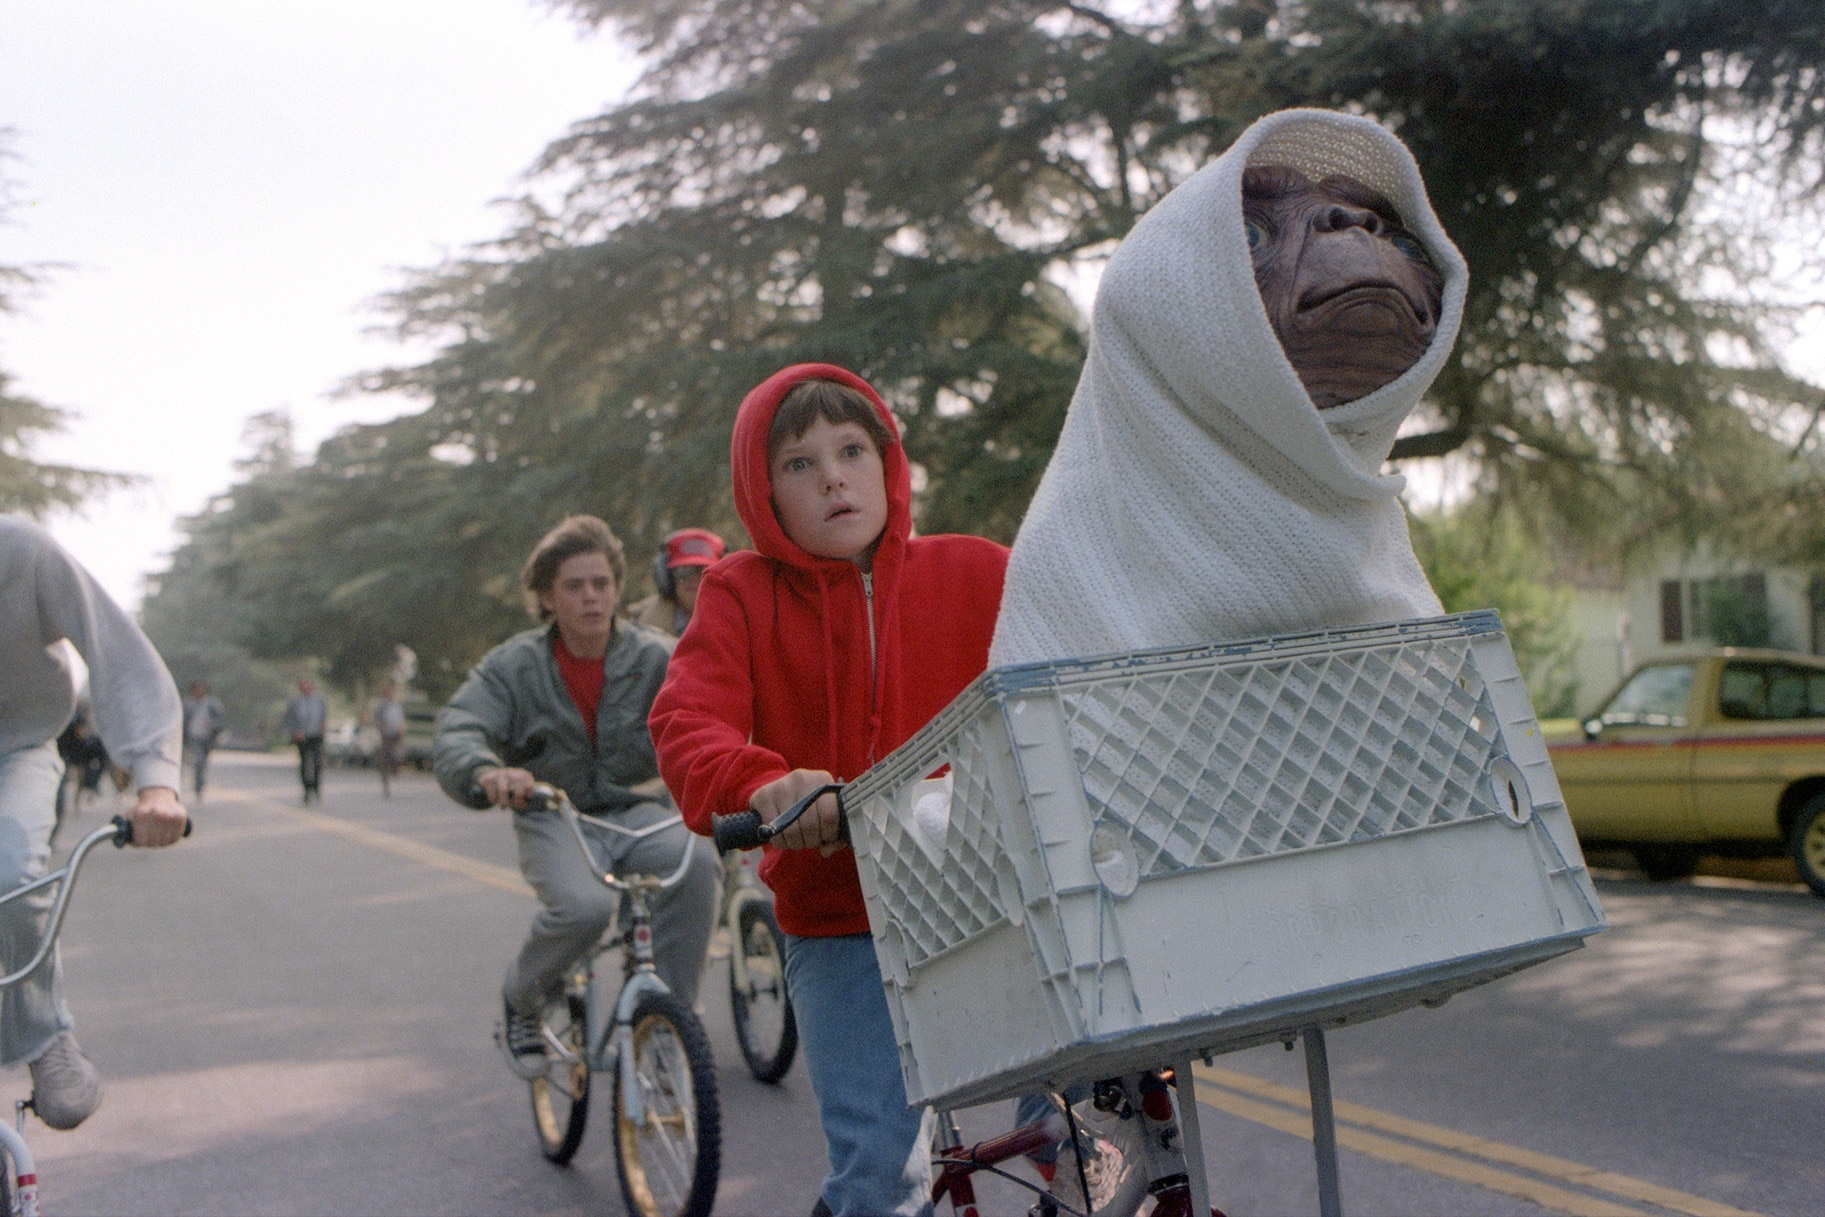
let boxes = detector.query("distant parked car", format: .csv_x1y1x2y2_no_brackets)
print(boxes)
1546,648,1825,897
324,720,379,767
399,704,438,770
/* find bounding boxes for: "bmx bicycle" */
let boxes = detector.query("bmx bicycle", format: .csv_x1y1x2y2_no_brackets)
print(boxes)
499,785,721,1217
714,787,1225,1217
0,814,189,1217
718,844,797,1083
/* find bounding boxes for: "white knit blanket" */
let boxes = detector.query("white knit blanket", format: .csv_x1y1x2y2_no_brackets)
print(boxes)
990,109,1468,666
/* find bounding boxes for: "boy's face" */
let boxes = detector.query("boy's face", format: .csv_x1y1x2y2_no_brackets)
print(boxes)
671,564,704,613
769,416,889,566
540,550,620,641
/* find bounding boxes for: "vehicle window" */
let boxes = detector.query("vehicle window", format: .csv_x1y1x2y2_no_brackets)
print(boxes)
1600,663,1695,728
1768,669,1809,719
1718,664,1767,719
1720,661,1825,721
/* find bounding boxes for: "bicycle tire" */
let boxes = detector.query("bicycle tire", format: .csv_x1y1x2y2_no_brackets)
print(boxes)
529,989,591,1164
1053,1094,1152,1217
612,989,721,1217
730,901,798,1083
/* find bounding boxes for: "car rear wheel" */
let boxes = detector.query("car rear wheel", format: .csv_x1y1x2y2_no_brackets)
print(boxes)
1632,844,1701,882
1787,795,1825,899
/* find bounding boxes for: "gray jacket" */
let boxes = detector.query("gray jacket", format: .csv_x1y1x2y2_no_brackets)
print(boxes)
0,515,181,790
435,622,675,814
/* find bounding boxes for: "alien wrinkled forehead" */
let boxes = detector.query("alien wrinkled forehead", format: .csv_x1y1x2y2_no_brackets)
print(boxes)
1241,165,1436,270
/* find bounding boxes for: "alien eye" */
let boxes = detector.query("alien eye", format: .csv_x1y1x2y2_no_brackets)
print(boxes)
1389,232,1431,264
1245,219,1267,251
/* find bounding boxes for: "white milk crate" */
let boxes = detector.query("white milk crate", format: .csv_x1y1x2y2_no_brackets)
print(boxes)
845,611,1606,1110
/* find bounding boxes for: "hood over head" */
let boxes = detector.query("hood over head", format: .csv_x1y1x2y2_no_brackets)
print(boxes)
1094,108,1468,499
730,363,911,573
990,109,1463,666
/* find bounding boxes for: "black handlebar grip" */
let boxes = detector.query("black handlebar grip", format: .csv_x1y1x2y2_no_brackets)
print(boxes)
712,810,768,853
111,814,193,847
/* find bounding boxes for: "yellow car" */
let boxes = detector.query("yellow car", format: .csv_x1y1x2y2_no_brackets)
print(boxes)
1546,648,1825,898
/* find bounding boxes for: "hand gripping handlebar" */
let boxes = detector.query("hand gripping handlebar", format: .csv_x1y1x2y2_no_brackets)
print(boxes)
711,783,848,853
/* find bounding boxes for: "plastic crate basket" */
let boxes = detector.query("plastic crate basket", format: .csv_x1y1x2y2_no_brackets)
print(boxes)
846,611,1605,1110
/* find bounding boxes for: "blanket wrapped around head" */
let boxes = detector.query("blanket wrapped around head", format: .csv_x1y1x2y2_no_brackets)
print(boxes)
989,109,1469,667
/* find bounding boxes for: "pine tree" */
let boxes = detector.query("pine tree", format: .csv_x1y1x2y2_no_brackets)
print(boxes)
149,0,1825,688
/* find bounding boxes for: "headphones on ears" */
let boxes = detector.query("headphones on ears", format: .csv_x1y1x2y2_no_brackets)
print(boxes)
652,548,677,602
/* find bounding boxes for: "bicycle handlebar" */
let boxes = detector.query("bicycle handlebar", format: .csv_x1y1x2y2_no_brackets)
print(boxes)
0,813,192,992
711,782,847,853
518,782,698,892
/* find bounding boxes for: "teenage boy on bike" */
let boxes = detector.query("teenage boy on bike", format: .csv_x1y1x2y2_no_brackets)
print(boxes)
650,366,1008,1217
434,515,720,1066
0,516,189,1129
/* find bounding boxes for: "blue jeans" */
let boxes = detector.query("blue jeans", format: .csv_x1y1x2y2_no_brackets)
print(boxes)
783,932,932,1217
0,744,75,1066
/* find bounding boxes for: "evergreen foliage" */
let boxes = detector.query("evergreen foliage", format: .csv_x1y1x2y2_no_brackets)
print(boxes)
1409,502,1582,716
0,135,133,517
145,0,1825,690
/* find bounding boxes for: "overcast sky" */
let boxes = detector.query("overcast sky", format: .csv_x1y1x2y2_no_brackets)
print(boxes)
2,1,637,608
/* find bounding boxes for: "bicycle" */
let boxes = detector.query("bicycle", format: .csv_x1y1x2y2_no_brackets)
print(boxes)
500,785,721,1217
713,788,1224,1217
0,814,189,1217
718,844,798,1083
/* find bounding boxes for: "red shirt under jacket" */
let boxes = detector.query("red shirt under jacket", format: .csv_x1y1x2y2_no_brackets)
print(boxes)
552,632,607,746
649,363,1008,937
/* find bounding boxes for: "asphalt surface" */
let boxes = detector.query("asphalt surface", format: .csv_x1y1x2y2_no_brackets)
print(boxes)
15,753,1821,1216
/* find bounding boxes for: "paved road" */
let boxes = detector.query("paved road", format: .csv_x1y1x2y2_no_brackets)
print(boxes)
17,754,1821,1216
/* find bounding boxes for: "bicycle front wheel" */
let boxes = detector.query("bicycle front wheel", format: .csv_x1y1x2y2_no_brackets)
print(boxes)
613,990,721,1217
529,989,591,1163
730,901,798,1083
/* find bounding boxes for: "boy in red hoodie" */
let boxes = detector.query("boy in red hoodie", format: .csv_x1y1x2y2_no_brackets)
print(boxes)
650,364,1007,1216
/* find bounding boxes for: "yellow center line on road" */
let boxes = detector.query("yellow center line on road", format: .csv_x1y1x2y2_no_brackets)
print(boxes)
1192,1063,1764,1217
211,787,532,897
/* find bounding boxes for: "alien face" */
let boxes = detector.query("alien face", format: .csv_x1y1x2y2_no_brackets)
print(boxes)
1244,165,1445,409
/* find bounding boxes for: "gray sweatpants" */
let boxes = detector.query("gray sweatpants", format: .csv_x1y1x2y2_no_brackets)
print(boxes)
0,743,75,1066
505,801,720,1013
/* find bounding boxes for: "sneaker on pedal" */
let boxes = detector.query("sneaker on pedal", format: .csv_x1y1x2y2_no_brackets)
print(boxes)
29,1032,101,1130
501,998,547,1075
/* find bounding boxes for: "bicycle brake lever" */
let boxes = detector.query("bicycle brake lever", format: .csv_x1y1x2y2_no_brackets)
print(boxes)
770,782,845,839
712,782,847,852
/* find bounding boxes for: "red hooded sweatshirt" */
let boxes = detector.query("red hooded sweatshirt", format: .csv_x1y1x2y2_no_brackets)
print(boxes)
649,364,1008,937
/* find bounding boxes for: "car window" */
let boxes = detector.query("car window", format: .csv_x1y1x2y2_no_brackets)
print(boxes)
1600,663,1695,728
1719,661,1825,721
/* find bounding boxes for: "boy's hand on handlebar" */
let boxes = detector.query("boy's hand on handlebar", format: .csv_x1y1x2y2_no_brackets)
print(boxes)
753,770,845,854
476,766,539,810
129,786,188,848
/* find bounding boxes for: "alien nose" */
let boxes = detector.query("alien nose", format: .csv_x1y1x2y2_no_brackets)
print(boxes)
1313,204,1383,235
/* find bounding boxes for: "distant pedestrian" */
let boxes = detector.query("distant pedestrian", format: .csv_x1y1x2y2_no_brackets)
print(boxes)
53,706,109,825
627,528,726,637
371,681,406,799
280,678,327,803
181,680,227,803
